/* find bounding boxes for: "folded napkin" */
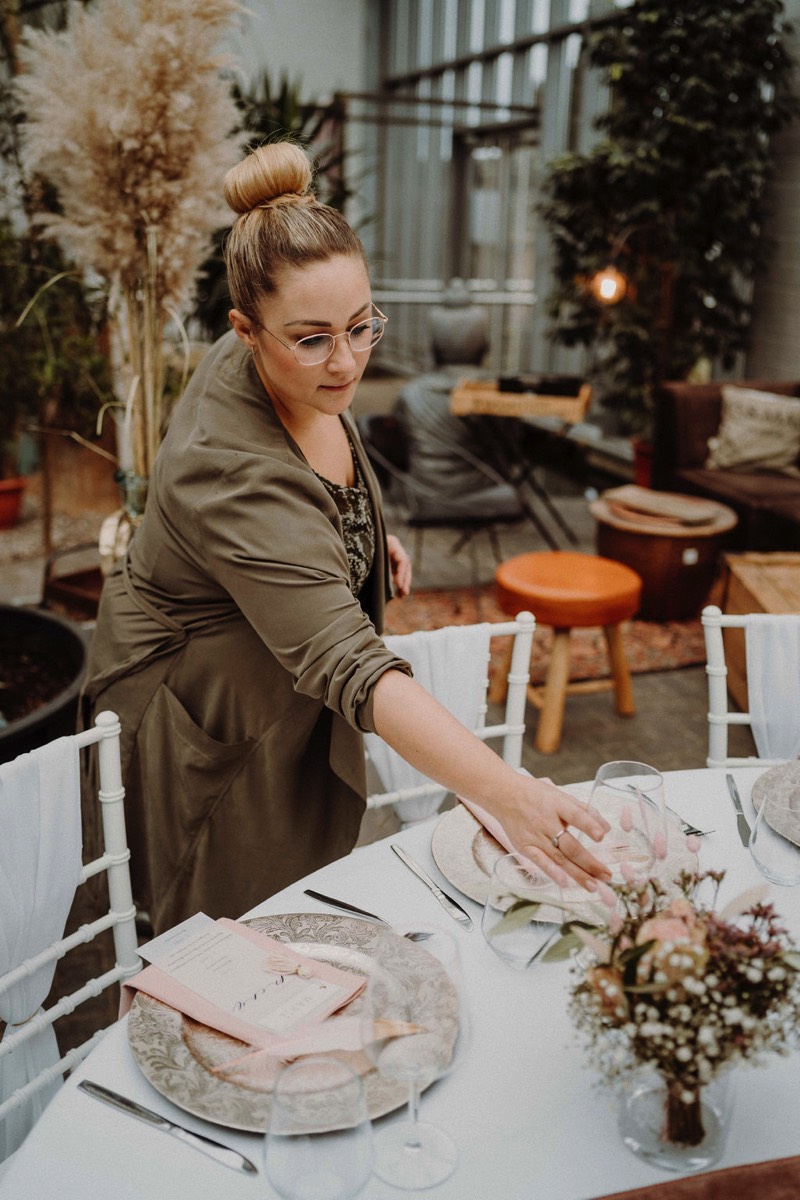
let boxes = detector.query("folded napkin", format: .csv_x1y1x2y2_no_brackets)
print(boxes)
120,917,366,1058
457,795,571,889
594,1154,800,1200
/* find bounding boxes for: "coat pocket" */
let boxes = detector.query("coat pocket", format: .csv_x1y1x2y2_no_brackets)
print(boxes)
137,682,255,868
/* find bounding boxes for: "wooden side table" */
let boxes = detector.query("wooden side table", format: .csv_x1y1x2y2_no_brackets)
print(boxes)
720,552,800,709
591,486,738,621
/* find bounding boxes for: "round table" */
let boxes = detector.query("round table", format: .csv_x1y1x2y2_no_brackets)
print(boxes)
3,766,797,1200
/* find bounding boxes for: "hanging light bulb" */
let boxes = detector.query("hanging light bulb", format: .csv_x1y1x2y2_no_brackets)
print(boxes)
588,264,628,305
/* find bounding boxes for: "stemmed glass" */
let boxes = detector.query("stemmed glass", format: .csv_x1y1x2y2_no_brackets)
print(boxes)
481,853,562,969
264,1056,374,1200
749,789,800,885
362,926,468,1190
583,761,668,885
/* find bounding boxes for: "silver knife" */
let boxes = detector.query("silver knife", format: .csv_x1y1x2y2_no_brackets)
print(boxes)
391,844,473,930
78,1079,258,1174
726,774,752,847
304,888,386,924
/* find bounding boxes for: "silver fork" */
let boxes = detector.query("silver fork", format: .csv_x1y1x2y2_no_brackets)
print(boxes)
625,785,713,837
668,808,714,837
303,889,432,941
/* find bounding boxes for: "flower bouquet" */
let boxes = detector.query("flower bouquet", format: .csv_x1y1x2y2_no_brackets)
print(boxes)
526,871,800,1170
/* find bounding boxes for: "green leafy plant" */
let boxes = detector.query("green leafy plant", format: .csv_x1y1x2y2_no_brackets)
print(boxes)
540,0,798,436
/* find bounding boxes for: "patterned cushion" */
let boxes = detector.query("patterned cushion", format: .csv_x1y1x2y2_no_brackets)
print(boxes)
705,385,800,475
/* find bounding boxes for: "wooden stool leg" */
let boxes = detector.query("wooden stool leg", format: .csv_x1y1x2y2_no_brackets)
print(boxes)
488,636,513,705
603,623,635,716
535,627,571,754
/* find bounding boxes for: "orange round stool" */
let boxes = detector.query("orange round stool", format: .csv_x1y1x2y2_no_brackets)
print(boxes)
493,551,642,753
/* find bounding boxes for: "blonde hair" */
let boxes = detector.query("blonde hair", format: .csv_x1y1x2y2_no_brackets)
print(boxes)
223,142,366,325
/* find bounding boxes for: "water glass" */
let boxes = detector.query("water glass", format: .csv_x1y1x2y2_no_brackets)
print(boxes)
749,790,800,885
585,761,667,884
362,926,468,1190
264,1057,374,1200
481,853,561,969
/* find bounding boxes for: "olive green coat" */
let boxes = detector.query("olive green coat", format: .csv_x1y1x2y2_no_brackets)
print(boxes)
82,332,408,933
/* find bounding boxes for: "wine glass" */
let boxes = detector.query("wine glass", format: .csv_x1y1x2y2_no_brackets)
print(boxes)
582,761,667,885
362,926,468,1190
264,1056,374,1200
749,788,800,885
481,853,562,969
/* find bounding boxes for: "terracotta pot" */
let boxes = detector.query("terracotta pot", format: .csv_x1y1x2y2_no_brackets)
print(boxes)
0,476,26,529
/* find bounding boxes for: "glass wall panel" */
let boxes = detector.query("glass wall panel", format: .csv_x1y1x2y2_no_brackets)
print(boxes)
367,0,621,376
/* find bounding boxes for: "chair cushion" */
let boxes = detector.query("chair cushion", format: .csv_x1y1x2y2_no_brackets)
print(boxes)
495,551,642,627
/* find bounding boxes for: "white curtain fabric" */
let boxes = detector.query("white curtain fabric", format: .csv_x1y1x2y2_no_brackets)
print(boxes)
745,614,800,762
0,738,82,1161
365,623,492,825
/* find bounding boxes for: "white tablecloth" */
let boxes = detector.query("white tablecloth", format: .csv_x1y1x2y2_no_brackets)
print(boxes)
4,767,799,1200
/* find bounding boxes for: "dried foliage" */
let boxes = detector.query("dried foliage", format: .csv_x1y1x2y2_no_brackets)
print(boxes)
15,0,244,475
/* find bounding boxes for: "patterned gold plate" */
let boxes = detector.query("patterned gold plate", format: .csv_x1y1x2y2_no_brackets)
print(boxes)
127,912,457,1132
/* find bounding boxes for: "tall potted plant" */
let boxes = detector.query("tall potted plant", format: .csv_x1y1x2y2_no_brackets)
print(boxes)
15,0,243,514
540,0,798,449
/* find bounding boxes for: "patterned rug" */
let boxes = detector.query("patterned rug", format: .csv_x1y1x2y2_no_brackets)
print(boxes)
384,584,707,685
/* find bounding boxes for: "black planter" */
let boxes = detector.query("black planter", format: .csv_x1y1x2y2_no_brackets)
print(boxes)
0,604,88,764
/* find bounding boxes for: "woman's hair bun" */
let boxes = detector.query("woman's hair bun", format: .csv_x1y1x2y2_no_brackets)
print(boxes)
224,142,313,215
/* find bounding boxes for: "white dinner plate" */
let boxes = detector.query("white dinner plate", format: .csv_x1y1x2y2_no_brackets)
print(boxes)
431,783,699,915
127,912,457,1132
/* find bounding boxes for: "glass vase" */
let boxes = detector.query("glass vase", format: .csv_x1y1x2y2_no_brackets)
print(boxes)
618,1068,735,1173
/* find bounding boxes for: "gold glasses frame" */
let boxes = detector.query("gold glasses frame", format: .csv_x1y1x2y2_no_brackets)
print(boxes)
262,303,388,366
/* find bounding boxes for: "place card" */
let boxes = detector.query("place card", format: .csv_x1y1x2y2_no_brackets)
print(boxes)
124,913,366,1048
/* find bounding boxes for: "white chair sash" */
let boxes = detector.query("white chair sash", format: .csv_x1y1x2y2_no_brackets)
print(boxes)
745,614,800,762
0,738,82,1159
365,623,491,824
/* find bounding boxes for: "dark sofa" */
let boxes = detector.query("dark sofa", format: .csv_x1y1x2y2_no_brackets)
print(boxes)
651,379,800,550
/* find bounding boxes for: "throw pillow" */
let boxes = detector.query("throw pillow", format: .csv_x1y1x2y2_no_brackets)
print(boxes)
705,385,800,475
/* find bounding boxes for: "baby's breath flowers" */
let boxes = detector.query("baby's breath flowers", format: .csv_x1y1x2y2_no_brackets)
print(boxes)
564,871,800,1146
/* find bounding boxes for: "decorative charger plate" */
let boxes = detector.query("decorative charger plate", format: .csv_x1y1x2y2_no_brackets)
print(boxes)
431,782,699,918
127,912,458,1133
751,761,800,846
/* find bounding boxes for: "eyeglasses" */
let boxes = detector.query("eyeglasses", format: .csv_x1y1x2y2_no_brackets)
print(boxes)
262,304,388,366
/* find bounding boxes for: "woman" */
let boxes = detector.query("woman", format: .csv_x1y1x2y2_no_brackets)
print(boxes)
83,142,609,934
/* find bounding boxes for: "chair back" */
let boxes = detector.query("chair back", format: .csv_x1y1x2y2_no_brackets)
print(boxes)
702,605,800,767
0,710,141,1162
365,612,534,825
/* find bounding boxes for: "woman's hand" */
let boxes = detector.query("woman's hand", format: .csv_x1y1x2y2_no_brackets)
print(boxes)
386,534,412,598
497,774,612,893
372,670,610,893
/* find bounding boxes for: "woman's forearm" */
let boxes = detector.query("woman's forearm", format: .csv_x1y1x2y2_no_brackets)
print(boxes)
371,669,609,889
